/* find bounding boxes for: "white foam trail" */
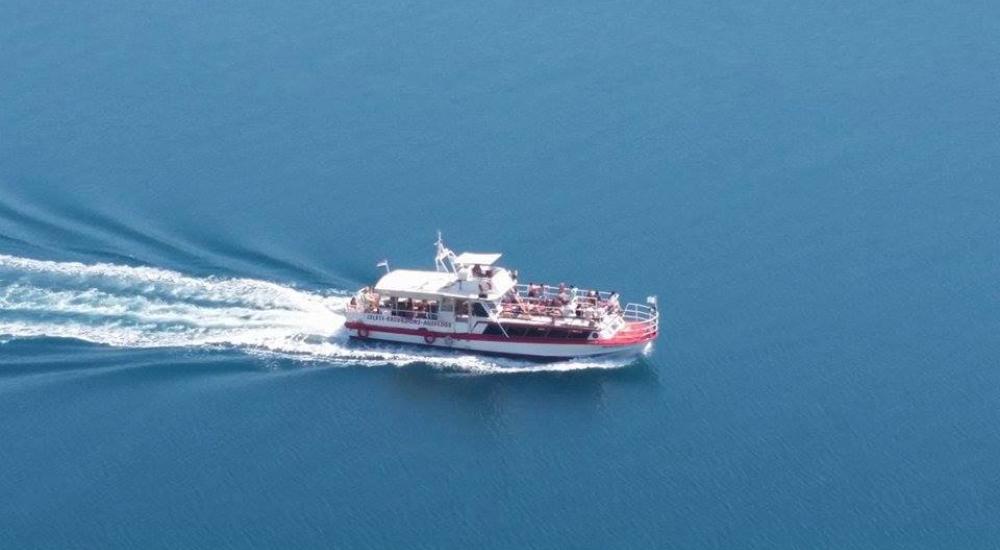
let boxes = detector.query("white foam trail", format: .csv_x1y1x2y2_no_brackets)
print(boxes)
0,254,635,374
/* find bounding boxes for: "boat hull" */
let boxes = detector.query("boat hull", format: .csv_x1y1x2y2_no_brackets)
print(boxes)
345,324,652,359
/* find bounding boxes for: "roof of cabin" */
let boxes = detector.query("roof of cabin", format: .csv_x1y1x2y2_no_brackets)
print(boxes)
374,268,515,300
374,270,457,295
454,252,501,266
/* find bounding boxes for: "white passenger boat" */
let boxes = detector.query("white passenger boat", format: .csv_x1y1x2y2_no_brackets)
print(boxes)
344,235,659,359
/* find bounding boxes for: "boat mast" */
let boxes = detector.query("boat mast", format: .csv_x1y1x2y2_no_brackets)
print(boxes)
434,231,457,273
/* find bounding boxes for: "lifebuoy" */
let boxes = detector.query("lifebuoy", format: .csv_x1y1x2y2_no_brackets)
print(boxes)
357,327,370,338
424,333,437,344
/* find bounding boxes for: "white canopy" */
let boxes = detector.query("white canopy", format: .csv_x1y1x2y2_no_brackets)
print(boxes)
374,270,458,298
374,268,515,300
454,252,502,266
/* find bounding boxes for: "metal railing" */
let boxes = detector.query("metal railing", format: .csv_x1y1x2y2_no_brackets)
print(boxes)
620,302,659,340
349,307,440,320
344,294,439,320
512,283,613,304
508,284,659,339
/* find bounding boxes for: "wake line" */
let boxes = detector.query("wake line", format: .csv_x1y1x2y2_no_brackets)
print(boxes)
0,254,634,373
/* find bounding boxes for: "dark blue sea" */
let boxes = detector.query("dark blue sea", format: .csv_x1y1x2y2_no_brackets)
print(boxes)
2,1,999,548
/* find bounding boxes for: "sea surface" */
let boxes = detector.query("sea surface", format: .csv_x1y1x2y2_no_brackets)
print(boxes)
2,1,999,548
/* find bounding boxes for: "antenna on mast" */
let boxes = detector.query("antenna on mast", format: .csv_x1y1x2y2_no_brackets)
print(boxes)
434,231,456,272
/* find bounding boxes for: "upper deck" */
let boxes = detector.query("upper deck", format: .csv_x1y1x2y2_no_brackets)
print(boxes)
373,266,516,301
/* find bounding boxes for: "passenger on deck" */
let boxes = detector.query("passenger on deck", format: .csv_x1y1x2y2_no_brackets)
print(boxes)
365,289,380,313
562,303,575,318
608,291,621,312
557,283,570,305
472,264,483,277
505,289,518,304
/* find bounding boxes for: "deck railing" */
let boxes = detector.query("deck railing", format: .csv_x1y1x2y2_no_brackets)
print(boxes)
512,283,613,304
345,302,439,320
511,284,659,337
622,302,659,339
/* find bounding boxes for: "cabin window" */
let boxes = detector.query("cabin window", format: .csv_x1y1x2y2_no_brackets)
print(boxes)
472,302,489,318
388,297,438,320
526,327,550,338
505,326,528,337
483,324,555,338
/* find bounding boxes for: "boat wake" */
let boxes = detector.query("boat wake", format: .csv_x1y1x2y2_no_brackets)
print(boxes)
0,254,639,374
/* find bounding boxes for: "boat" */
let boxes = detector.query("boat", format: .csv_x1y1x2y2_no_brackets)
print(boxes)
344,234,659,359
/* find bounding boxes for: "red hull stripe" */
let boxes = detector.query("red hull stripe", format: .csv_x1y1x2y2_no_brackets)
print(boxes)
344,322,655,347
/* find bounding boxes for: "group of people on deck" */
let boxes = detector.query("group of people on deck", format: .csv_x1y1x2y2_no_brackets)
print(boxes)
350,289,441,319
504,282,621,321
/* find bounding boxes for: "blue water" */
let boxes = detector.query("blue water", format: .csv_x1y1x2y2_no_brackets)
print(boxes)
2,1,999,547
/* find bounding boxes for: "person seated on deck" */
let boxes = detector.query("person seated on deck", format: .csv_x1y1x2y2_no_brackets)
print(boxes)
588,289,599,304
557,283,570,305
478,279,491,299
607,291,621,313
364,289,380,312
562,302,576,318
528,283,542,299
472,264,484,278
